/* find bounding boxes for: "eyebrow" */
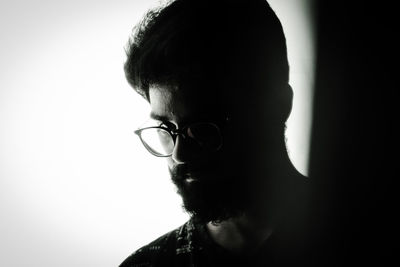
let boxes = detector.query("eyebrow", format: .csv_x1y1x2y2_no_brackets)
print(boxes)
150,112,170,122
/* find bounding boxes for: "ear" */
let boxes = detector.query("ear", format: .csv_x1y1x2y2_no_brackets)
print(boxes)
280,83,293,122
253,83,293,125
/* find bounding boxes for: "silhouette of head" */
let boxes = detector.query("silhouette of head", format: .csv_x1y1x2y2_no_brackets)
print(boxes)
125,0,293,223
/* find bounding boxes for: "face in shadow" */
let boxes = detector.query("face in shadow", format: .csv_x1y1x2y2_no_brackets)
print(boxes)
148,81,291,223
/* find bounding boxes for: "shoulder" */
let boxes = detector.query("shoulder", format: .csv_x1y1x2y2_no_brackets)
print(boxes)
119,220,197,267
119,232,173,267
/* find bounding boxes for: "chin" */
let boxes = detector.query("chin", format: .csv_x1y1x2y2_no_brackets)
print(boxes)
172,173,248,224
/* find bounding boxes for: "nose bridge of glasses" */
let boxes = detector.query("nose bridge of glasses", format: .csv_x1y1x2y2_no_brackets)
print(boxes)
170,126,189,139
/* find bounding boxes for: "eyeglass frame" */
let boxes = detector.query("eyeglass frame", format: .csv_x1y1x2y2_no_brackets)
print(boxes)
134,118,230,157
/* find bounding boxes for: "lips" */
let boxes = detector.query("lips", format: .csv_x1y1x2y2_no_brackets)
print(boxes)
185,177,198,183
182,169,204,181
184,170,206,181
170,164,216,183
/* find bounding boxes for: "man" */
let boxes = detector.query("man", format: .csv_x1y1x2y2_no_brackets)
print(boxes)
120,0,309,266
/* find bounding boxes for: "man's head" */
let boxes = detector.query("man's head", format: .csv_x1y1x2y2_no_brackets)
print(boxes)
126,0,293,223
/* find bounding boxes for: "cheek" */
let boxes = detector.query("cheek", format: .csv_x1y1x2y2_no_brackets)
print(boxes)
166,157,175,170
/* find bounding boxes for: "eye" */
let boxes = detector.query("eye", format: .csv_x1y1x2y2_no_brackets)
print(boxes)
159,121,176,131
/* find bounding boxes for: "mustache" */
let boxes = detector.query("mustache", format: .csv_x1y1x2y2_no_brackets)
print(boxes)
169,164,189,182
169,163,220,182
169,164,198,181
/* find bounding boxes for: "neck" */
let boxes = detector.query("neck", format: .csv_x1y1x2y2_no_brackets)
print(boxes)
206,214,274,254
206,150,305,254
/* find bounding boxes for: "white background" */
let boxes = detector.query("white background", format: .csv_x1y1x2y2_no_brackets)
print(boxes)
0,0,314,266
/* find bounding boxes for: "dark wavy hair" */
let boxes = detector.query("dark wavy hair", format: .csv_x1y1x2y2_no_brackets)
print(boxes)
124,0,289,103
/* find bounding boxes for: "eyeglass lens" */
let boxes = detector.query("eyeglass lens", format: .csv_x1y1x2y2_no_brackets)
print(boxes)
140,127,174,156
139,123,222,156
187,123,222,150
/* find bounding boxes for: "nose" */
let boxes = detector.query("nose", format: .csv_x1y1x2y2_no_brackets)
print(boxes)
171,135,195,164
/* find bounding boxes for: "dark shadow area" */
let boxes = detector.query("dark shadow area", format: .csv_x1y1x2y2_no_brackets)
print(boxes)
308,1,397,265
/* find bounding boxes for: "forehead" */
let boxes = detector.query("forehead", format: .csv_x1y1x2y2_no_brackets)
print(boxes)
148,84,222,123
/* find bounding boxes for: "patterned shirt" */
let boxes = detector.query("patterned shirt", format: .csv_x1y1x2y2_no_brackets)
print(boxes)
119,218,307,267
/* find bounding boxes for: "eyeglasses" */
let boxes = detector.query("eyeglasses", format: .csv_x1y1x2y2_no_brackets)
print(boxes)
134,121,224,157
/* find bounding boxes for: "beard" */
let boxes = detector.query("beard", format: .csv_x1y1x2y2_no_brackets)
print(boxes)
169,161,254,224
